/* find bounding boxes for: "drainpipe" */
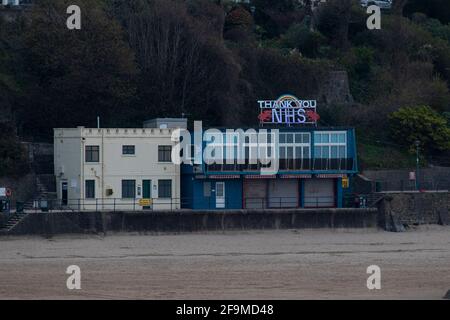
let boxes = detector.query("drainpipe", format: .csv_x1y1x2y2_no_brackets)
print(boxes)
101,128,105,210
81,133,85,211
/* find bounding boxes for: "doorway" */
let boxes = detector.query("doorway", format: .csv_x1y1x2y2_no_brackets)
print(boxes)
142,180,152,209
61,182,68,206
215,182,225,209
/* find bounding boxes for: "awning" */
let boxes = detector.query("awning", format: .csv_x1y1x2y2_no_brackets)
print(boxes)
244,175,277,179
280,174,312,179
208,175,240,179
316,174,347,179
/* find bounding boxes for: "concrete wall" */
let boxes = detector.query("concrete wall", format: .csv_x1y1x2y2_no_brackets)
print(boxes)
3,208,378,236
0,213,6,227
377,191,450,231
22,142,54,174
0,173,37,206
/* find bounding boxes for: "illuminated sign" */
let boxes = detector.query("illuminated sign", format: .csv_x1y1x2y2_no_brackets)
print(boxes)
258,94,319,126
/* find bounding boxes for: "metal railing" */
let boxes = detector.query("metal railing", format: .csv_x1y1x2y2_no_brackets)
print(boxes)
12,194,379,213
206,158,355,172
373,179,449,192
28,198,186,213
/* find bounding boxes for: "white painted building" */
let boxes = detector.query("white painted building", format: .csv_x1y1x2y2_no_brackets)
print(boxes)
1,0,19,5
54,123,183,211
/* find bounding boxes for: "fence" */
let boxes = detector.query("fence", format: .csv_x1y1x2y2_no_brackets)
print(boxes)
30,198,183,212
371,179,449,192
20,194,372,213
206,158,355,172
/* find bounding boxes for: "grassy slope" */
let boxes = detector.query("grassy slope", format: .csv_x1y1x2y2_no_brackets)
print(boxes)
357,142,417,170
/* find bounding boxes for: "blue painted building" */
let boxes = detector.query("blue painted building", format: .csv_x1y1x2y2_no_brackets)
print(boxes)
181,127,358,209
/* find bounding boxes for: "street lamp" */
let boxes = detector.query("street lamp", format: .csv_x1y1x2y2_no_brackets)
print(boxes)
415,140,420,190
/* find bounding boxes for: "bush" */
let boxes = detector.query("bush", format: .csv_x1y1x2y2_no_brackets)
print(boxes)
388,106,450,154
0,123,29,178
280,23,326,58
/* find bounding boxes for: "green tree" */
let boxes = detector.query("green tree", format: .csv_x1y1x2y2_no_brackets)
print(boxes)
280,23,326,58
389,106,450,153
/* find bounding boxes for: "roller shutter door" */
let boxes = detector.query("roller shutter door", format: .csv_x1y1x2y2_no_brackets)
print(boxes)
304,179,335,208
268,180,299,208
244,179,267,209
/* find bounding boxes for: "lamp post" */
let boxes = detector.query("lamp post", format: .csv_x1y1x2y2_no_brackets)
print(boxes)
415,140,420,190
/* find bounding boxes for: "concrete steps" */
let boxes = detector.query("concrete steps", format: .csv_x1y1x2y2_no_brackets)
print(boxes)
0,212,29,233
23,175,57,210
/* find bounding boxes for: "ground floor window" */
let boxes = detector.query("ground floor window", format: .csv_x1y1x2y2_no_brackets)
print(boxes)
122,180,136,198
203,182,211,197
85,180,95,199
158,180,172,198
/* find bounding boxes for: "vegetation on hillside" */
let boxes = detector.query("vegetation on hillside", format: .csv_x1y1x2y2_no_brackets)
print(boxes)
1,0,450,176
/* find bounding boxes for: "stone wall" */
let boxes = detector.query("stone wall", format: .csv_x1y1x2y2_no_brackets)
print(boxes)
22,142,54,175
319,71,354,106
377,191,450,231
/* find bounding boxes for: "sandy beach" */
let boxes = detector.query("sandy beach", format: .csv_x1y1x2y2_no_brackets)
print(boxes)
0,226,449,299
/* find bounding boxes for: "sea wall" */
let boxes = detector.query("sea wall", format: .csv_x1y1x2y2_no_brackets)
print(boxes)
3,208,378,236
377,191,450,231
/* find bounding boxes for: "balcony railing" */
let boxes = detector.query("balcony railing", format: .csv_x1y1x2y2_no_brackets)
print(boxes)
206,158,354,172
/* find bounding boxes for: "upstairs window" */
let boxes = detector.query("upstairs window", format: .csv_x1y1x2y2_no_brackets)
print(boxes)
158,145,172,162
85,146,99,162
122,145,135,155
314,132,347,159
279,133,311,159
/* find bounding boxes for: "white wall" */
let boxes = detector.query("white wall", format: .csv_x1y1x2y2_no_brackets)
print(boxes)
54,127,180,211
54,128,82,204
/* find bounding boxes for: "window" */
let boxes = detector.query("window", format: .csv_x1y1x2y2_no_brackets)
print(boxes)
85,180,95,199
314,132,347,159
203,182,211,197
122,145,135,155
121,180,136,198
278,133,311,159
158,146,172,162
158,180,172,198
85,146,99,162
277,133,311,170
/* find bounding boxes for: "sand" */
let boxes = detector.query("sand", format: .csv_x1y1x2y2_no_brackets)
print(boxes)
0,226,449,299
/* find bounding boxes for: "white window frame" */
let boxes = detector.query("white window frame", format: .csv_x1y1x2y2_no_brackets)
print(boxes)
314,131,347,159
278,132,311,159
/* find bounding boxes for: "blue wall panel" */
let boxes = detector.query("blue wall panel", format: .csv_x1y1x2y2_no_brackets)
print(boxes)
187,178,243,210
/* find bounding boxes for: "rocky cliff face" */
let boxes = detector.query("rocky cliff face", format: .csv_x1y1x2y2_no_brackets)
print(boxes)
319,71,354,106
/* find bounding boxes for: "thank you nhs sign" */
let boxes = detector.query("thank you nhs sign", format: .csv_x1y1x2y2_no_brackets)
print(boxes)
258,94,319,126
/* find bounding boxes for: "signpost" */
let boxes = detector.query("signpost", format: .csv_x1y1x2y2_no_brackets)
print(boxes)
139,198,152,207
0,187,11,214
0,187,11,197
258,94,320,126
342,177,349,189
